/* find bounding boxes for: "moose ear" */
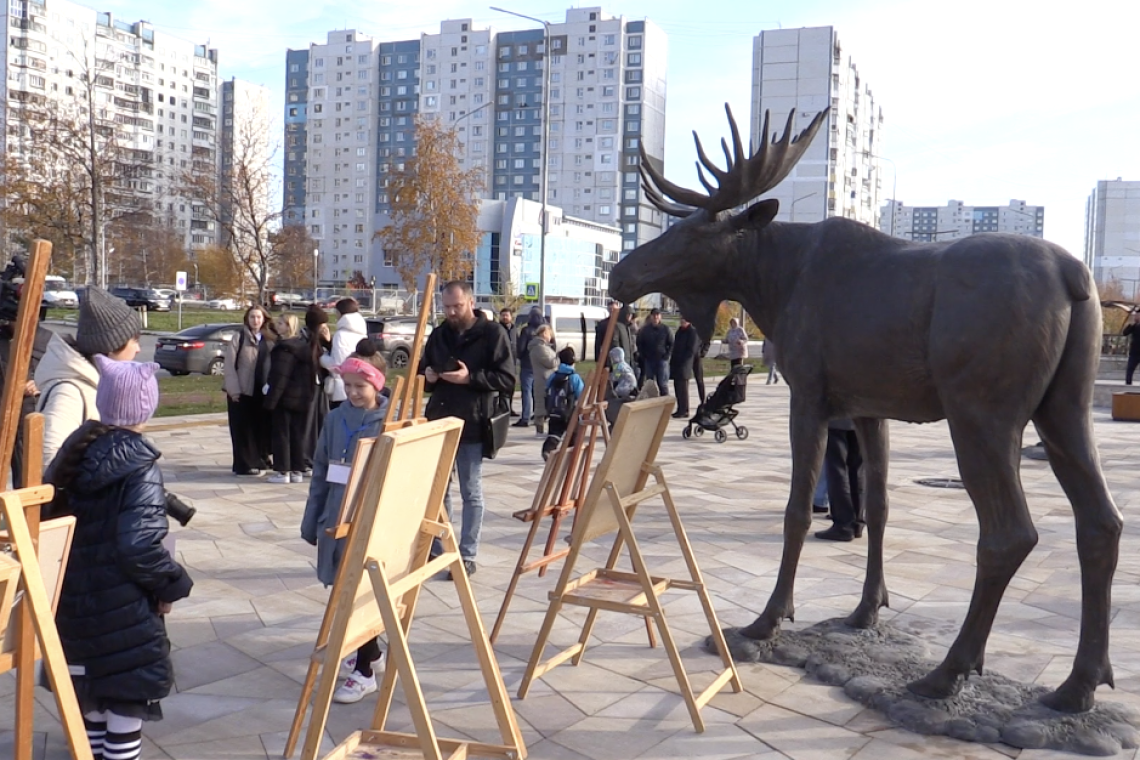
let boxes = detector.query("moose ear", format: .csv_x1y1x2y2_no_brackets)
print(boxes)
731,198,779,231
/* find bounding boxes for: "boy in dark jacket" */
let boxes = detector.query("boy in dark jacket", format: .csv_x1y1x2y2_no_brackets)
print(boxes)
46,355,192,760
419,281,515,575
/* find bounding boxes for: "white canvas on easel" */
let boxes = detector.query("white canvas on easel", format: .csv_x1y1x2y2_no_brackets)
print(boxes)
294,417,526,760
0,515,75,654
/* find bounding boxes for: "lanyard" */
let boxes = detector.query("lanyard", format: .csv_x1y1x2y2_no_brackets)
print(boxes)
341,417,372,461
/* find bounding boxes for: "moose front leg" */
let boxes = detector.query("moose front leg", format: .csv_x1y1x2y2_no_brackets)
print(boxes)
740,405,827,640
846,418,890,628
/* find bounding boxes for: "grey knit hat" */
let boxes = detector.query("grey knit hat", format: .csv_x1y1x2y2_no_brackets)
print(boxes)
76,287,141,356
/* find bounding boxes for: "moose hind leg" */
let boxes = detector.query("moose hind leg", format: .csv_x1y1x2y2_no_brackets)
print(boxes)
1034,392,1122,712
739,408,827,640
908,411,1037,700
846,418,890,629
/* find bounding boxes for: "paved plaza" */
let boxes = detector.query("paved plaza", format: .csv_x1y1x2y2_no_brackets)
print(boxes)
4,381,1140,759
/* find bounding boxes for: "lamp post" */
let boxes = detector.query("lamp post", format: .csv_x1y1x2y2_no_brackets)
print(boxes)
491,6,551,312
789,192,818,222
313,247,319,299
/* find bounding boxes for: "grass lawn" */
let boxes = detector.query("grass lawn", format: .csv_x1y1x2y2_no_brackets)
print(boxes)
48,306,242,334
153,358,766,419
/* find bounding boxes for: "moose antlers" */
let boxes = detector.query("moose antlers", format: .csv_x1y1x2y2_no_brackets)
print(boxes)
640,104,828,218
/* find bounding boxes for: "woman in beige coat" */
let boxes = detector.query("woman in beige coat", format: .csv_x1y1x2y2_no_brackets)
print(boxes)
223,305,273,475
528,325,558,435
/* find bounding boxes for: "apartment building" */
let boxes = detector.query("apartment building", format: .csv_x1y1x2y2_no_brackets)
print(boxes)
283,49,309,225
879,199,1044,243
285,7,667,292
301,30,381,284
1085,179,1140,297
750,26,883,225
218,77,271,249
1,0,219,258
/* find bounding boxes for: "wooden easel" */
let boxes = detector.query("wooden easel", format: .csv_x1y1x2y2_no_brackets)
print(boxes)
0,240,91,759
491,303,659,646
296,418,525,760
284,274,438,758
517,396,742,733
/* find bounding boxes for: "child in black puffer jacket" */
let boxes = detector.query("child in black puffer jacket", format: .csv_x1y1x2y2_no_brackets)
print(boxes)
46,355,192,760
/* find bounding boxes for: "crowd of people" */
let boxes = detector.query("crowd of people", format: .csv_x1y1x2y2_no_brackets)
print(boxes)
2,280,798,748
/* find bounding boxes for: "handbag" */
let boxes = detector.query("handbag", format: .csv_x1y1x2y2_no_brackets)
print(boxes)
482,394,511,460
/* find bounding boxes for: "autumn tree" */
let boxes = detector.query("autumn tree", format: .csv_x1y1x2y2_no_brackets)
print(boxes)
108,219,190,287
374,115,483,290
195,244,248,299
182,99,278,302
269,225,317,292
0,42,150,285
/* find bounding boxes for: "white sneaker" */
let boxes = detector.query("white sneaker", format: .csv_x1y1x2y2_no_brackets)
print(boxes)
339,654,357,677
267,472,291,484
333,673,377,703
290,472,304,484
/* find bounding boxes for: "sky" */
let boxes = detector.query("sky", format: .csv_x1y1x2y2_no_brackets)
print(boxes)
101,0,1140,256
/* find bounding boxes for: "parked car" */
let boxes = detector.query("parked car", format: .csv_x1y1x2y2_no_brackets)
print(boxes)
207,298,240,310
153,323,242,376
268,291,307,310
109,286,172,312
364,316,432,369
42,276,79,308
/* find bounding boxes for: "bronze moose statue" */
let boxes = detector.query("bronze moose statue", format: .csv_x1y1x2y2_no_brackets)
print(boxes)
608,105,1121,714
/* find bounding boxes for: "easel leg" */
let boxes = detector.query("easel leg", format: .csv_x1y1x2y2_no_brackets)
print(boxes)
1,495,94,760
449,548,526,751
365,560,444,760
370,583,425,731
489,514,543,644
517,596,565,699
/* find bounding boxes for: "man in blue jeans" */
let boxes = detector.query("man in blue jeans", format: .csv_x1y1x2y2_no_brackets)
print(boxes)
420,281,516,576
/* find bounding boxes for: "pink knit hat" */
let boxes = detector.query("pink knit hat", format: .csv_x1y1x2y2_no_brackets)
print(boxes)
94,355,161,426
336,357,386,393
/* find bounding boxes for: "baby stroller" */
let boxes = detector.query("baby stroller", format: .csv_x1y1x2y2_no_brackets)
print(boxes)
683,364,752,443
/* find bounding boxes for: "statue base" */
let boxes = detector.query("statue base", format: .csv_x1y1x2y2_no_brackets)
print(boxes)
710,619,1140,756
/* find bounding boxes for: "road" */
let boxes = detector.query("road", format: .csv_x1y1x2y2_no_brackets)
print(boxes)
45,322,168,376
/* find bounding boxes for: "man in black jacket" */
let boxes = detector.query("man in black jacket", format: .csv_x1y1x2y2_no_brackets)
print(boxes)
1125,309,1140,385
669,317,702,417
594,303,636,366
420,281,515,576
498,308,519,415
636,308,672,396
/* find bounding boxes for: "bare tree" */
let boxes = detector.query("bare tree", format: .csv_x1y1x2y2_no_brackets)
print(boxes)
374,115,483,290
181,99,278,303
0,41,153,284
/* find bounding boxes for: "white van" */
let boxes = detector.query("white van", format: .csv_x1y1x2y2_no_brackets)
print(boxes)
544,304,608,362
42,275,79,308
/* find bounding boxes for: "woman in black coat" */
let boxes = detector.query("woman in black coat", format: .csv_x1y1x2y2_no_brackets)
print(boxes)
264,313,317,483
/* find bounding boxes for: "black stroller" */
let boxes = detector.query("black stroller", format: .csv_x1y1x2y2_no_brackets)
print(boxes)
683,364,752,443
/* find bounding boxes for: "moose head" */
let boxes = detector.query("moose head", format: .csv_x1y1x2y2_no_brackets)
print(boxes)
609,104,827,336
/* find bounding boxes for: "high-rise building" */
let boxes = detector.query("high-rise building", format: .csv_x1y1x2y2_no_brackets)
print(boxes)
1085,179,1140,297
0,0,219,260
283,49,310,226
287,7,667,294
880,199,1044,243
217,78,271,250
750,26,882,226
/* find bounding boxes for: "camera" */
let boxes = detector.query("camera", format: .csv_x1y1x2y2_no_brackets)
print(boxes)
165,492,196,527
0,256,26,323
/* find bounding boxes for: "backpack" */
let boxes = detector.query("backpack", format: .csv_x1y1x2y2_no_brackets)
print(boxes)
545,372,574,421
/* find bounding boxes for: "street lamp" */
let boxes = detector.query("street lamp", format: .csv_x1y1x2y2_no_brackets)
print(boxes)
490,6,551,312
789,192,818,222
313,247,319,297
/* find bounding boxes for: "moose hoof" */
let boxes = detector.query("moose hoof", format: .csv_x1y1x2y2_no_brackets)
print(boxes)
907,667,964,700
1040,679,1096,714
738,613,782,641
844,602,880,630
